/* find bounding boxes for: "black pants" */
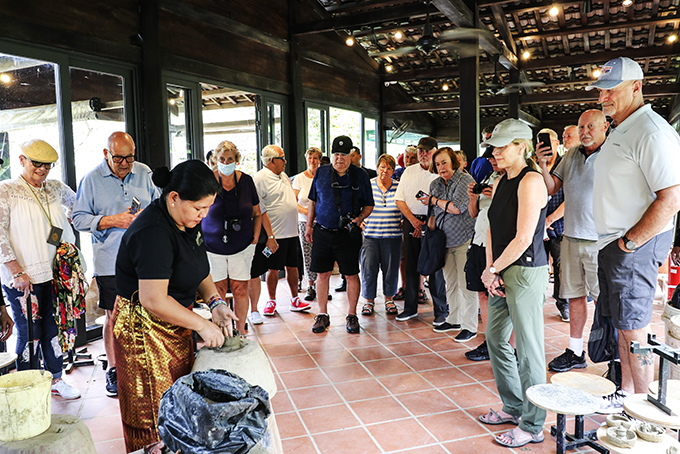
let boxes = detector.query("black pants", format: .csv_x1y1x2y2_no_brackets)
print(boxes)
544,235,567,307
402,219,447,317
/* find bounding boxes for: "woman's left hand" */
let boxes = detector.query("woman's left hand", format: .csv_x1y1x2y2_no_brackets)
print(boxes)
482,268,506,297
417,195,430,205
211,304,238,337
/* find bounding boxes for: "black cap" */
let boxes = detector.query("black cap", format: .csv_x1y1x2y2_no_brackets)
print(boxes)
417,137,438,150
332,135,353,154
482,145,494,158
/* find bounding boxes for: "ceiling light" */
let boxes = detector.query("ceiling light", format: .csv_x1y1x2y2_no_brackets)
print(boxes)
622,0,633,5
345,33,355,47
549,5,559,16
522,51,531,60
169,99,176,106
179,89,184,98
442,83,449,91
592,69,601,78
0,74,11,84
394,30,405,43
385,64,393,73
669,34,678,43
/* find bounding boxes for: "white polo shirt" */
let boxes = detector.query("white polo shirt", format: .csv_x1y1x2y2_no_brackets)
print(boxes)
394,163,438,216
253,167,298,239
593,103,680,249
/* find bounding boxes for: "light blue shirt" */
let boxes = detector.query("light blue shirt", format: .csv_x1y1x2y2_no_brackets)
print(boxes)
72,159,160,276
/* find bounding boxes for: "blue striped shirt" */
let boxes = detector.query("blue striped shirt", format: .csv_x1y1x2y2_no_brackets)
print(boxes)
364,178,402,239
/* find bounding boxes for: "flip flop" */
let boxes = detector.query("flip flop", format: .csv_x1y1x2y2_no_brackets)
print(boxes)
494,428,544,448
478,408,520,425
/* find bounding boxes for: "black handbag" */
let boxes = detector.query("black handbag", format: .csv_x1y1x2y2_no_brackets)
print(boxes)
587,299,619,363
416,197,449,276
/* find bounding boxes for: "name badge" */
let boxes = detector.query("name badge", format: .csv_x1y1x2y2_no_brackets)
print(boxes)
47,226,63,246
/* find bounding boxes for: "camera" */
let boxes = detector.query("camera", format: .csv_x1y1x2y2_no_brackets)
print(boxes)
339,213,362,237
472,183,491,195
224,218,242,232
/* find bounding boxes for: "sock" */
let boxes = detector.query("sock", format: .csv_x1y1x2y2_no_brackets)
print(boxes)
569,337,584,356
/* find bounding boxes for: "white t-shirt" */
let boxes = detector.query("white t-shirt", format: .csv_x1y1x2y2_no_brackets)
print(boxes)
253,168,298,239
394,164,439,216
292,171,313,223
593,103,680,249
472,172,499,246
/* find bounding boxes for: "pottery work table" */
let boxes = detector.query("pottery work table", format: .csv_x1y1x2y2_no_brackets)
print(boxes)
0,352,16,370
551,371,617,397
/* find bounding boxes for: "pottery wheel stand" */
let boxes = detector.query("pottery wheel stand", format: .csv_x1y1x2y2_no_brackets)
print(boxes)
630,333,680,440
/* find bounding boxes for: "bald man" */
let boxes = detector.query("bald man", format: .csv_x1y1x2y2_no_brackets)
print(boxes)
73,132,160,398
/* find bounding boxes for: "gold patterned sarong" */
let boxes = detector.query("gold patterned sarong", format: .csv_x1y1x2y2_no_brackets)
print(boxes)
112,293,194,452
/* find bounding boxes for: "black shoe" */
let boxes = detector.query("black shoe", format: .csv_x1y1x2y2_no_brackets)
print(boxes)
346,314,360,334
304,286,316,301
433,315,447,326
105,367,118,397
433,322,461,333
335,277,347,292
328,294,332,301
556,299,570,322
465,341,490,361
548,348,587,372
312,314,330,333
454,329,477,343
395,311,418,322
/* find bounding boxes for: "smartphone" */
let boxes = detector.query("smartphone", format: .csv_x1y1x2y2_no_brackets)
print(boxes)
537,132,552,157
130,197,141,214
415,190,428,199
262,246,273,258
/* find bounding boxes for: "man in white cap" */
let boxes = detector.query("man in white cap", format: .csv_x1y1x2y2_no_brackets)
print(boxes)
587,57,680,408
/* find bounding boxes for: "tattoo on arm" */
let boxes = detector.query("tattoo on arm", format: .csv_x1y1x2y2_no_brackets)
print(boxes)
637,350,654,367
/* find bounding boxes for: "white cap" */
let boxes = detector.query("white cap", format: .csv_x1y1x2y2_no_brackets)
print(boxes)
585,57,644,91
481,119,533,148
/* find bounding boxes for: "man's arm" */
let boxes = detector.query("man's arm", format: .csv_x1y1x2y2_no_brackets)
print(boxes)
546,202,565,231
395,200,424,238
305,201,316,243
621,185,680,251
535,144,563,195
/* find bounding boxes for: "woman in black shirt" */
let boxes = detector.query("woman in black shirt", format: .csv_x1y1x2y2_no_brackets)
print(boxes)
114,160,237,452
477,119,550,449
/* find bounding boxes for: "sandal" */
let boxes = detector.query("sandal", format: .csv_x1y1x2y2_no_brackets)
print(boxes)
479,408,520,426
385,300,398,315
418,289,428,304
494,428,544,448
393,288,405,300
361,302,375,316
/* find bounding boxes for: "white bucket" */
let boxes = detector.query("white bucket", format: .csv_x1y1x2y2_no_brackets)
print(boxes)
0,370,53,441
668,314,680,380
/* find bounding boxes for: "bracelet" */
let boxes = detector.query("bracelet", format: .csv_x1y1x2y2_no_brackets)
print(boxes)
12,271,25,280
208,294,229,311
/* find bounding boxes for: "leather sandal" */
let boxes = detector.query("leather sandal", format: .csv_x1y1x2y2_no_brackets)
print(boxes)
361,302,374,316
479,408,520,426
494,428,544,448
385,300,398,315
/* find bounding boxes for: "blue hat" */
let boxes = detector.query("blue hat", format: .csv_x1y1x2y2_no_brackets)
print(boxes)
585,57,644,91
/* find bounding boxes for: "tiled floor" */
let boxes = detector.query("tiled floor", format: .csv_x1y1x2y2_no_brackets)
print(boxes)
43,275,667,453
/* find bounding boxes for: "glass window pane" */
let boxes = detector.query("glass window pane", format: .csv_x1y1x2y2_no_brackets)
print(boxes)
330,107,361,156
307,107,323,151
70,67,125,182
364,117,378,167
0,54,61,182
168,84,190,168
267,103,282,147
201,84,259,176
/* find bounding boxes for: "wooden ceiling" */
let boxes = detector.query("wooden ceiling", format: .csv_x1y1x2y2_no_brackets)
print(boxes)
303,0,680,130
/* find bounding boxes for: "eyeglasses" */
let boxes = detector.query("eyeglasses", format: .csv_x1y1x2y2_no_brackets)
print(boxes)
22,156,54,170
108,151,135,164
272,157,286,162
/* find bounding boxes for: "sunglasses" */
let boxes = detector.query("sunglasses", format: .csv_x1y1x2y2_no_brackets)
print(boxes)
108,151,135,164
23,156,54,170
271,156,286,162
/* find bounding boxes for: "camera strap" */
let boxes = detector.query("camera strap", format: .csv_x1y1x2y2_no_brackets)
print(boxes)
331,166,359,217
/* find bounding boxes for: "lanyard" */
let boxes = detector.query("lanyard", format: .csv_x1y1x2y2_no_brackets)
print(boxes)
20,176,53,226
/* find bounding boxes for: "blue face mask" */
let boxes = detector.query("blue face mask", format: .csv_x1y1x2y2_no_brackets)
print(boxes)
218,162,236,176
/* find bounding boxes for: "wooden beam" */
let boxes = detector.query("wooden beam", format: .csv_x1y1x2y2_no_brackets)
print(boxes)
298,48,378,79
384,62,497,82
326,0,415,13
490,4,517,55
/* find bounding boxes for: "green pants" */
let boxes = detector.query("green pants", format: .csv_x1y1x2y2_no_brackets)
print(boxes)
486,265,549,434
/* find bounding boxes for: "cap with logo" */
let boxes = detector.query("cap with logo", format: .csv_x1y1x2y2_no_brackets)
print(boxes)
20,139,59,163
482,119,533,148
585,57,644,91
331,135,353,154
417,137,438,150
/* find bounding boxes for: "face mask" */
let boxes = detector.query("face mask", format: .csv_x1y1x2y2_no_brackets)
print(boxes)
218,162,236,176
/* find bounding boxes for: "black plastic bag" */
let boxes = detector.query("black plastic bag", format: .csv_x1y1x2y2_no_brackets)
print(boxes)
158,369,271,454
588,301,619,363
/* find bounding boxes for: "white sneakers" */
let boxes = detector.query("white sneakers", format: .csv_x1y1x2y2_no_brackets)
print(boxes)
51,379,81,400
250,311,264,325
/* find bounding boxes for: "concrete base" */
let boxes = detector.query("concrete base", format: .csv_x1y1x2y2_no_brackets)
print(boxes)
0,414,95,454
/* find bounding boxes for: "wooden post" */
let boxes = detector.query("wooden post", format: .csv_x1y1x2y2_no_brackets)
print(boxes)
458,56,479,167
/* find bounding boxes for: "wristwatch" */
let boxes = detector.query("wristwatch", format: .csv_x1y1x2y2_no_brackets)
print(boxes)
268,235,275,240
622,234,637,251
489,266,498,275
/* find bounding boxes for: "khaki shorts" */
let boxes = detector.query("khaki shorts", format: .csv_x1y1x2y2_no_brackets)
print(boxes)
559,236,599,300
207,243,256,282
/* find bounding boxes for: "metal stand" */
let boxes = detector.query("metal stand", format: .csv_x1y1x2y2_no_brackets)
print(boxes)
27,293,36,369
63,347,94,374
550,415,609,454
630,333,680,415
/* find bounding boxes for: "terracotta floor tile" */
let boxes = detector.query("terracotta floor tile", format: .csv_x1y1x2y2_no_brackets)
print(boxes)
396,389,458,416
258,329,299,345
270,354,317,373
263,341,308,358
417,410,489,442
390,445,449,454
78,396,120,420
281,436,319,454
387,341,432,356
363,357,412,376
276,411,308,438
312,427,381,454
439,383,502,410
349,396,411,424
371,330,416,344
350,345,397,361
303,337,346,353
457,362,497,382
336,334,381,348
270,390,295,413
419,337,463,351
334,378,391,402
400,353,452,371
279,368,331,389
366,418,436,451
321,362,372,382
419,367,476,388
380,372,435,394
442,434,518,453
94,438,127,454
310,349,357,367
288,384,343,410
83,415,124,443
299,404,361,434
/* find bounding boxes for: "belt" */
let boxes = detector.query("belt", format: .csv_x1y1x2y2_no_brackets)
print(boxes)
318,224,341,233
413,214,427,221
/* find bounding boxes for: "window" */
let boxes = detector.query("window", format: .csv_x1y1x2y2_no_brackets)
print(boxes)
167,84,191,168
330,107,361,154
307,107,327,153
363,117,378,167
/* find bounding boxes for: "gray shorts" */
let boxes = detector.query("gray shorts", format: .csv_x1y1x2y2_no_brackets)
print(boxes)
598,230,672,331
560,236,599,300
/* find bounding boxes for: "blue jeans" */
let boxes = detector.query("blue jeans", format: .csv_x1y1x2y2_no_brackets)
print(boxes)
3,282,63,378
360,236,402,300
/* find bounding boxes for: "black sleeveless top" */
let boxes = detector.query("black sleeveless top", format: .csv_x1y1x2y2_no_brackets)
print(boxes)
488,167,548,269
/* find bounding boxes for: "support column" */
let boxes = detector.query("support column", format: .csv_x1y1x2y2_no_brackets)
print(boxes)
508,68,520,119
288,0,304,176
458,56,479,167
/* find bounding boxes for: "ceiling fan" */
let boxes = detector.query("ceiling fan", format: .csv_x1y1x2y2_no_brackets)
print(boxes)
486,55,545,94
368,1,493,59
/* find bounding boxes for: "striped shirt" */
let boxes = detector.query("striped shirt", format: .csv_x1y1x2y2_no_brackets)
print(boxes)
364,178,402,239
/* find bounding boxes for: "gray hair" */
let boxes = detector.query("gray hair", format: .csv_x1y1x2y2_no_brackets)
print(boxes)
261,144,282,166
405,145,417,156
